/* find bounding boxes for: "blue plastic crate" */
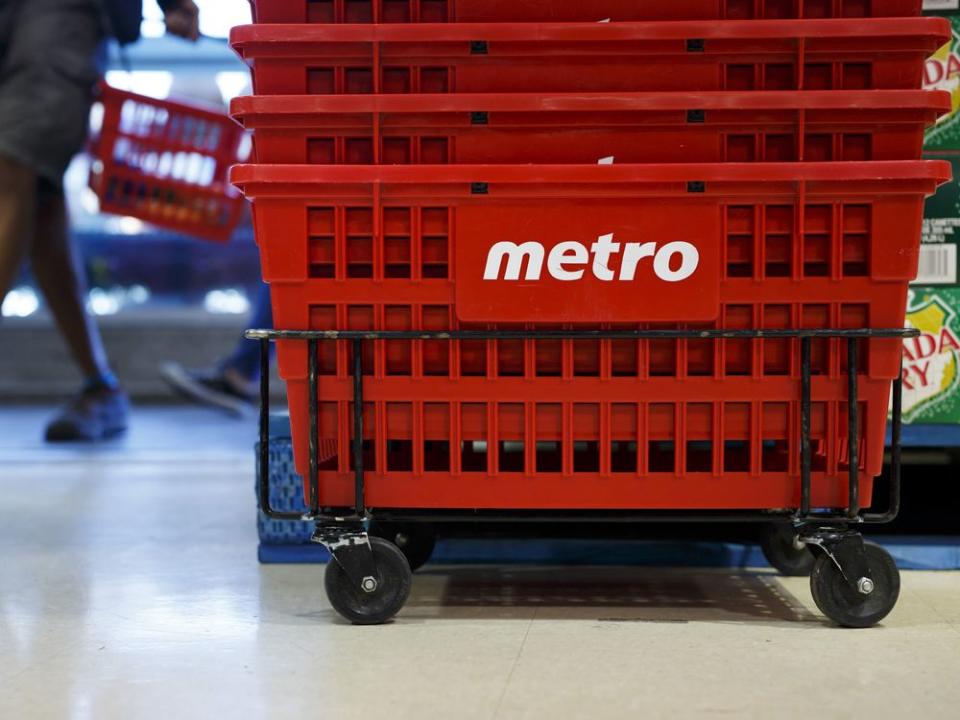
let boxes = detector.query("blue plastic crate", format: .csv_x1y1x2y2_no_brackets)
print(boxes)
256,414,316,548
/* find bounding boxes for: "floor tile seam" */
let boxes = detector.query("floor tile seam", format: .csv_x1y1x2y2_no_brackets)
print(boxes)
492,607,537,720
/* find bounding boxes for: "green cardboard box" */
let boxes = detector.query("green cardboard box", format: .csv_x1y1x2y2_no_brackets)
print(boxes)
901,287,960,424
919,153,960,287
924,6,960,152
903,4,960,424
922,7,960,286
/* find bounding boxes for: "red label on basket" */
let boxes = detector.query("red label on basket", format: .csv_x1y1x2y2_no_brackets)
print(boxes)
455,203,720,322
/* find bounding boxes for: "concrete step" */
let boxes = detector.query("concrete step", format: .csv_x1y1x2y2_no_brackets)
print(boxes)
0,311,283,401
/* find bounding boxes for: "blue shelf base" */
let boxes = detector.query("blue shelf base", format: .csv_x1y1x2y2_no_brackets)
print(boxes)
259,543,330,564
888,423,960,448
259,536,960,570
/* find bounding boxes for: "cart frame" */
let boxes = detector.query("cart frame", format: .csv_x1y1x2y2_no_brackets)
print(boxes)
250,326,915,623
252,326,912,526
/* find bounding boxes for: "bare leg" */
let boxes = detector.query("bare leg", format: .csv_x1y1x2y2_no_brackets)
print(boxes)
0,157,126,441
30,182,111,379
0,155,36,299
34,184,128,441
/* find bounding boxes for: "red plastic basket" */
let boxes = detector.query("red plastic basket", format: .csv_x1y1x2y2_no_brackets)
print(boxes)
231,90,949,165
231,161,949,512
89,83,250,243
229,19,949,96
248,0,922,23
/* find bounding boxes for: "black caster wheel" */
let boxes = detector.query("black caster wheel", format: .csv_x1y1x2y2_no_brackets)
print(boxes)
324,537,412,625
810,542,900,628
371,522,436,571
759,522,816,576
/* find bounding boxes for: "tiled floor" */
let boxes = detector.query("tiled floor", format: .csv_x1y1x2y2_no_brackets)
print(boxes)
1,406,959,719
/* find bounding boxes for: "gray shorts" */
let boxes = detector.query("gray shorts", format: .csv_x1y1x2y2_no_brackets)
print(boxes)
0,0,106,185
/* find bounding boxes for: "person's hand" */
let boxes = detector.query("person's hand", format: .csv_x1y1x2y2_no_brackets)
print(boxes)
164,0,200,42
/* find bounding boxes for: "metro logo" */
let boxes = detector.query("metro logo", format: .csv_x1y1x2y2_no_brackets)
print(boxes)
483,233,700,283
454,204,719,322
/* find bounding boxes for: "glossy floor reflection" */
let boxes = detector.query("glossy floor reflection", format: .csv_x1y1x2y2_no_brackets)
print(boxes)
1,406,959,719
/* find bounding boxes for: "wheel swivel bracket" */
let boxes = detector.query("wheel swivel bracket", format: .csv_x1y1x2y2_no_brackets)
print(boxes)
312,522,380,593
800,527,875,595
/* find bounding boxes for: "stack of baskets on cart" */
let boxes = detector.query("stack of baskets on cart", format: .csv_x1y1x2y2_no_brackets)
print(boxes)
231,0,951,625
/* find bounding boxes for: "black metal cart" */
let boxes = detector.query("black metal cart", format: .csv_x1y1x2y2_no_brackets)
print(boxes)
253,327,913,627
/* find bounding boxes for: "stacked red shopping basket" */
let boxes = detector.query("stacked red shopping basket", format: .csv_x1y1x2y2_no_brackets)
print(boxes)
233,1,950,624
248,0,924,22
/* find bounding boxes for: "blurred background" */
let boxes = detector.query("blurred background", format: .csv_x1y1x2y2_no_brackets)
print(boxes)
0,0,260,400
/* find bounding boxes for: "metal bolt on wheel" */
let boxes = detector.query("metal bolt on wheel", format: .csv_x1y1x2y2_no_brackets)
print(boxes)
810,542,900,628
324,537,412,625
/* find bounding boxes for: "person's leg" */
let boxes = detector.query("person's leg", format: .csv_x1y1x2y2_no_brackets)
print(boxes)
31,181,112,380
160,281,273,416
0,0,125,440
0,154,36,300
32,181,128,441
0,164,128,442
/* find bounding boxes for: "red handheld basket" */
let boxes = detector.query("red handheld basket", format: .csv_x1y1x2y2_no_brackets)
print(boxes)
232,161,949,513
231,90,949,165
248,0,923,23
89,83,250,243
229,18,949,96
